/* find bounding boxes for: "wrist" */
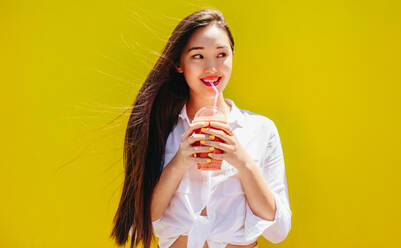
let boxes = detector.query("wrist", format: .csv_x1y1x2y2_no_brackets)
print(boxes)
237,155,256,174
171,153,190,172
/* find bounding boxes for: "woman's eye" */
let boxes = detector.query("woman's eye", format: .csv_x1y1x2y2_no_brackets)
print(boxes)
218,52,227,58
192,54,203,59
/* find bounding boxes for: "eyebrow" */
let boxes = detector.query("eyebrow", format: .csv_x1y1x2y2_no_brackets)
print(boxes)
187,45,229,53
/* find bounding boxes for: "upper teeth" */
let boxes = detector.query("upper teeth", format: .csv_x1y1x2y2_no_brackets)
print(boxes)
203,78,219,83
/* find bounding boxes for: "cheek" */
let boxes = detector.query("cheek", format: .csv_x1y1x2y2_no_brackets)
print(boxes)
184,62,203,76
221,59,232,75
224,57,233,67
182,63,203,86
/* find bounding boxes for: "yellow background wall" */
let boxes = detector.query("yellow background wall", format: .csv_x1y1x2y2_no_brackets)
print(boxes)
1,0,400,247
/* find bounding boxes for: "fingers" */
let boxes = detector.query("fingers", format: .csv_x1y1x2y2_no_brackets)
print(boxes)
184,146,214,163
179,121,235,166
200,140,235,153
192,145,215,154
192,156,214,164
180,134,214,156
199,127,236,145
181,121,209,142
207,152,224,160
210,122,233,136
187,133,214,145
181,144,214,158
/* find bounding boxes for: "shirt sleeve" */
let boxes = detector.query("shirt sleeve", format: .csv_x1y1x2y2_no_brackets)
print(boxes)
244,120,292,244
162,151,176,169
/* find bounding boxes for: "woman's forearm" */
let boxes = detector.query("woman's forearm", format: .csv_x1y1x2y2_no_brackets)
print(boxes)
237,159,277,221
150,154,187,222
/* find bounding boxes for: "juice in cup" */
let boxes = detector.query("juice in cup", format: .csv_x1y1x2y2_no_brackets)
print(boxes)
191,106,229,170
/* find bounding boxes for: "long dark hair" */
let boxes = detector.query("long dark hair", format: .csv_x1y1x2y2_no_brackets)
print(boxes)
110,8,235,248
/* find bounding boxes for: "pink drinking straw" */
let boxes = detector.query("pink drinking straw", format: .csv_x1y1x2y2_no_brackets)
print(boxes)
211,84,218,115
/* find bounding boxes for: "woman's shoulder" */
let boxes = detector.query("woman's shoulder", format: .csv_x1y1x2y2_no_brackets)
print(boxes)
237,106,276,130
227,98,276,129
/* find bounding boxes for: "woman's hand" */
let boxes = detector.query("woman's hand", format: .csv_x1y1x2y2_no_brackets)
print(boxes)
200,122,252,170
175,121,216,170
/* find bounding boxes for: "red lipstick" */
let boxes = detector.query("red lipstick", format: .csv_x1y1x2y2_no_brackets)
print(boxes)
200,76,222,87
201,76,219,80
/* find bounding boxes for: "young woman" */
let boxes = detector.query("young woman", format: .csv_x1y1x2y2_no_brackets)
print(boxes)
110,9,292,248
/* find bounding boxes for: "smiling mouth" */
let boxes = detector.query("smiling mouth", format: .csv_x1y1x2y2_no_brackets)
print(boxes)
200,77,222,87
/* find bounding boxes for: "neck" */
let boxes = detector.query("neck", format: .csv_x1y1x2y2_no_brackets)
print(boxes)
186,93,231,123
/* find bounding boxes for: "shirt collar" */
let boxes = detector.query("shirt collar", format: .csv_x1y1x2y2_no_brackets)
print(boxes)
178,98,245,128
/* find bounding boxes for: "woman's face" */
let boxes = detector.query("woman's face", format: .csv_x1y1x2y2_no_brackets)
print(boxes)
177,24,233,98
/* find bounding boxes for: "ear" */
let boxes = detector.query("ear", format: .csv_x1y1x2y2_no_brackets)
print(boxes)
176,64,183,73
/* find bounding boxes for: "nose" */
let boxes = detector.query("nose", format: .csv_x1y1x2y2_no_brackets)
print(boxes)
204,58,218,73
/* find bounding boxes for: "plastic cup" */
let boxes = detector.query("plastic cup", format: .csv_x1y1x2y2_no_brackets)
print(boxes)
191,106,228,170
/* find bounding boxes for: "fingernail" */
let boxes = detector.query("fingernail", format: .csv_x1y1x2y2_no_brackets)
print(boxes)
209,135,215,139
209,146,214,151
200,140,205,144
201,128,207,132
206,159,211,163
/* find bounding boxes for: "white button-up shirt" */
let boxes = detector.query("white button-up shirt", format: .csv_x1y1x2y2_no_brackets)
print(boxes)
132,98,292,248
